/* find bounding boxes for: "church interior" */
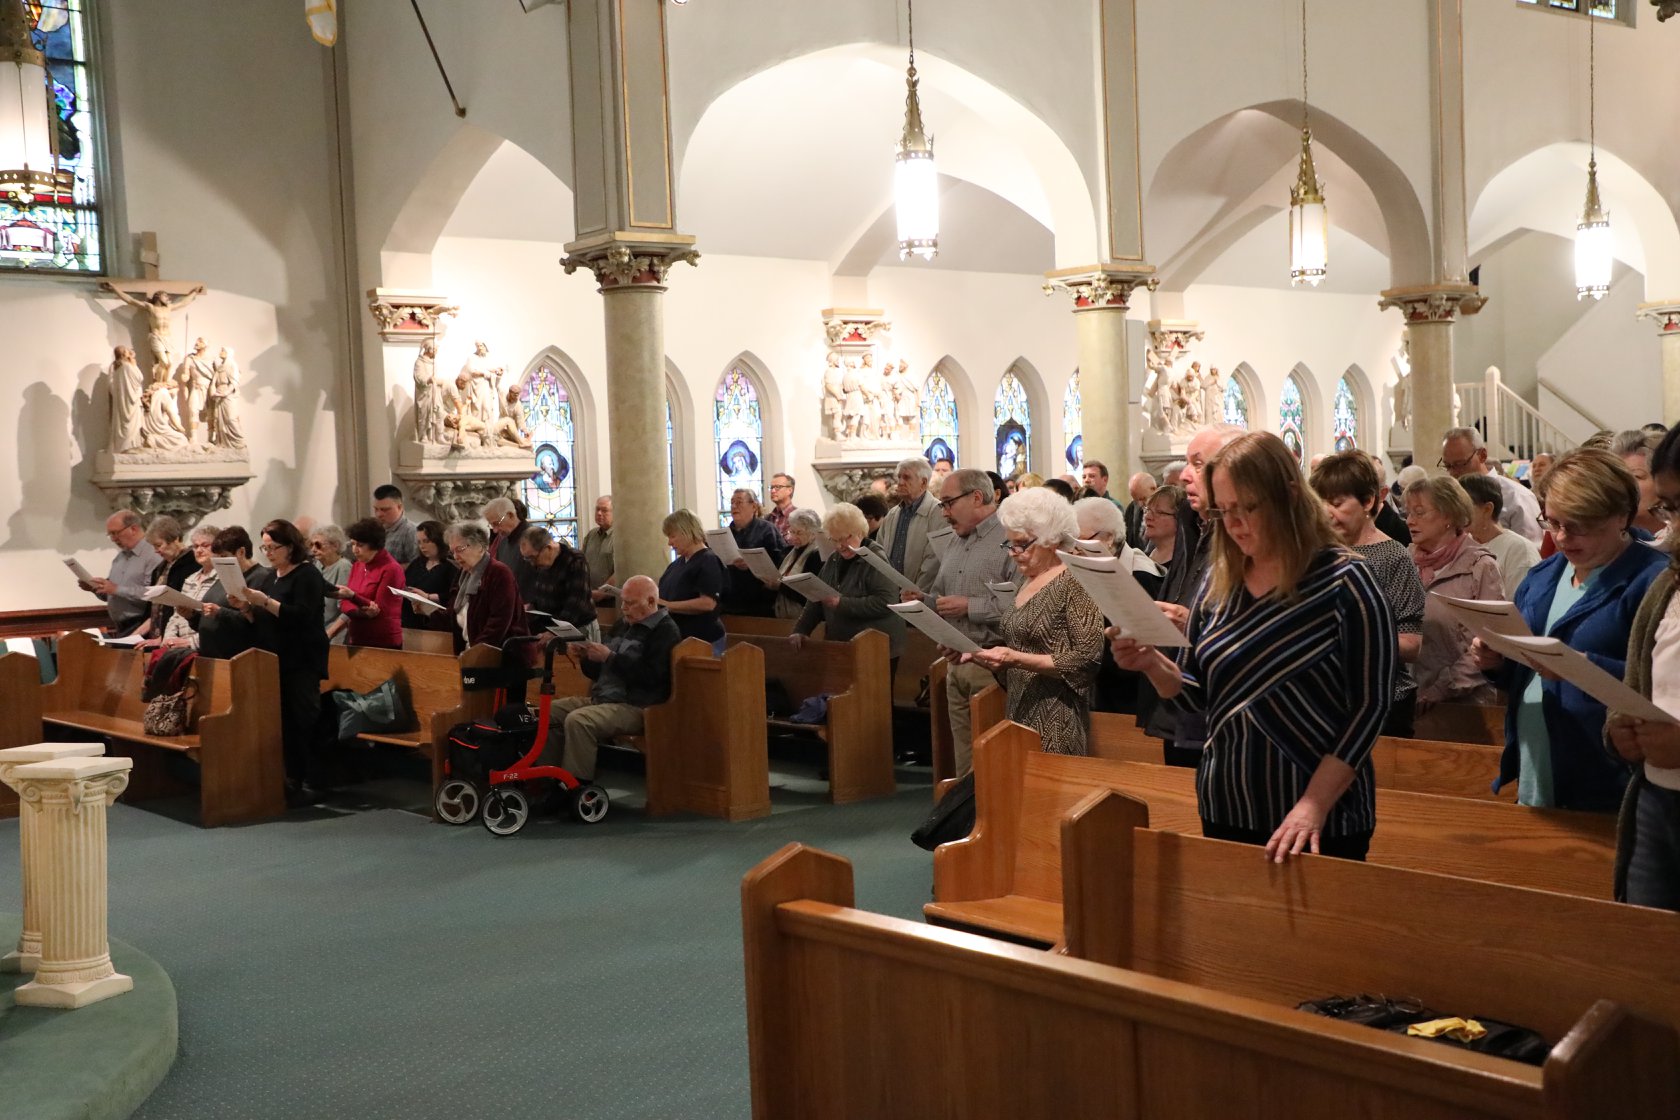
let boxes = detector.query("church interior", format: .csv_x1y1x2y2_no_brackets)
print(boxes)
4,0,1680,1116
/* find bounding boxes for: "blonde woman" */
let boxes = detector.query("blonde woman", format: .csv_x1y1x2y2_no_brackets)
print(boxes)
657,509,727,643
1405,475,1502,707
1112,432,1396,862
789,503,905,664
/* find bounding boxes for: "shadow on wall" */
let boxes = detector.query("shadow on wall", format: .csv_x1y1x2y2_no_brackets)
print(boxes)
4,375,103,552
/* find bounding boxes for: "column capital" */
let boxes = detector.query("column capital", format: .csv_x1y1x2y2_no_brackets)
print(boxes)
1376,282,1487,323
1146,319,1204,361
1043,263,1157,312
366,289,459,344
14,757,131,810
561,232,699,293
1637,300,1680,333
820,308,891,349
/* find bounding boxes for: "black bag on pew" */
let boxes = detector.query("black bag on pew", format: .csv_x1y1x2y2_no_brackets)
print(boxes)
910,771,975,851
1296,994,1551,1067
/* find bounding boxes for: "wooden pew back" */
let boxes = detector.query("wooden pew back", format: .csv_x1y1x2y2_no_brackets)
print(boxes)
41,631,238,740
0,650,45,816
1414,700,1505,745
640,638,770,820
744,843,1680,1120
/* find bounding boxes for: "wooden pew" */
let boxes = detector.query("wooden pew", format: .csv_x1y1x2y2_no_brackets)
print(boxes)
927,658,1006,785
0,650,45,818
400,628,454,655
321,643,501,805
34,631,284,827
927,721,1617,946
1415,699,1506,745
743,842,1680,1120
633,638,770,820
725,629,894,804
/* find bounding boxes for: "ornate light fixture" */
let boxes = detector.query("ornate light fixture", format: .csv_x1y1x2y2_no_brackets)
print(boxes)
894,0,938,261
1574,5,1611,301
0,0,69,207
1288,0,1327,287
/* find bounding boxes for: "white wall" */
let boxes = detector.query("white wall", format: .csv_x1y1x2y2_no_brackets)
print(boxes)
1536,270,1662,433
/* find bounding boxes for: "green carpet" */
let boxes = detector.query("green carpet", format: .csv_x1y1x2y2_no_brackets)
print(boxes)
0,763,938,1119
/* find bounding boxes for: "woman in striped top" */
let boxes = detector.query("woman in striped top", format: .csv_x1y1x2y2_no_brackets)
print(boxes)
1112,432,1397,862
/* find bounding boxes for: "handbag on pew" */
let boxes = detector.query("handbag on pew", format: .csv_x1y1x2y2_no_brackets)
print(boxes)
140,647,199,737
910,771,975,851
1295,994,1551,1067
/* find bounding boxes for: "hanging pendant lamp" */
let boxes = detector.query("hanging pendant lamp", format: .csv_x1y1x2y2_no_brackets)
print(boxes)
894,0,938,261
1574,6,1611,301
0,0,68,207
1288,0,1327,287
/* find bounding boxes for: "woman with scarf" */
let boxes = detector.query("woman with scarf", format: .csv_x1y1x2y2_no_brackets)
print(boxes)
1405,475,1503,708
445,519,528,653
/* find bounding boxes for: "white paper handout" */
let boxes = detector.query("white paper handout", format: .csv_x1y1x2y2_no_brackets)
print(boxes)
738,547,783,584
1072,538,1109,556
704,528,741,565
987,581,1018,611
142,585,204,613
781,572,842,602
98,633,150,648
1055,550,1189,648
595,583,621,601
545,620,585,640
1479,631,1678,726
392,587,445,616
1117,543,1164,579
888,600,981,654
210,557,248,598
1431,594,1533,640
63,557,96,585
854,545,922,594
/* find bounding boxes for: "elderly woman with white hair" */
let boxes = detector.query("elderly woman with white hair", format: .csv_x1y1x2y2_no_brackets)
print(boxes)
790,502,906,663
1074,495,1160,715
761,506,826,619
958,486,1105,755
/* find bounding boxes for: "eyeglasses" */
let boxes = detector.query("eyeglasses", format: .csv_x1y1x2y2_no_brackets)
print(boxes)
1206,501,1261,524
1002,536,1039,555
1653,501,1679,522
1537,515,1616,538
936,490,976,511
258,541,284,554
1437,453,1477,473
769,483,792,491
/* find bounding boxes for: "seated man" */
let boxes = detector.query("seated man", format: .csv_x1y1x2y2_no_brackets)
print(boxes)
546,575,681,783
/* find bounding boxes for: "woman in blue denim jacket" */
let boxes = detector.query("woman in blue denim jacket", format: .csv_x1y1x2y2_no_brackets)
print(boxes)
1473,448,1666,812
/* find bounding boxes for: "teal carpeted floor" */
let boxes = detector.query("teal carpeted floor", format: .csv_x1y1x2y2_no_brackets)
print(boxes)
0,761,939,1119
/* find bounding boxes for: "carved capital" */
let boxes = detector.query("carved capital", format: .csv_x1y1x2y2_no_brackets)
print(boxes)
561,232,700,292
366,290,459,344
1637,301,1680,334
820,308,891,350
404,478,522,523
1146,319,1205,365
97,484,241,527
1043,263,1158,312
1377,282,1487,323
810,463,897,506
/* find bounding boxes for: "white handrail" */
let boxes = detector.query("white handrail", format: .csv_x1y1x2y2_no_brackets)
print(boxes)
1453,368,1576,461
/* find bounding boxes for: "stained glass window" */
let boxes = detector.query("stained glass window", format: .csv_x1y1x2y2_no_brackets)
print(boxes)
1515,0,1617,17
1333,376,1359,451
1222,375,1250,429
519,363,578,544
1,1,104,273
993,371,1032,479
1062,371,1083,471
919,369,959,469
1279,374,1306,465
714,366,763,525
665,397,676,515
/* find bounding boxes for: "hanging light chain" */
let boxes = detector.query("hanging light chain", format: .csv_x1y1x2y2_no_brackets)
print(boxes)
1300,0,1309,131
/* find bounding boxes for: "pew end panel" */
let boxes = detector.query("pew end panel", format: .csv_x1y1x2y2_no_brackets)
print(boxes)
400,628,454,655
0,650,46,817
1542,1001,1680,1120
639,638,771,821
1059,788,1148,967
820,629,894,804
928,721,1033,911
932,681,1009,785
927,657,952,782
193,647,285,826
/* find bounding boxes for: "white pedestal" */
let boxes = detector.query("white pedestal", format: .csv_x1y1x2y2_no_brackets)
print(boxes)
90,449,254,525
811,438,922,504
0,742,106,974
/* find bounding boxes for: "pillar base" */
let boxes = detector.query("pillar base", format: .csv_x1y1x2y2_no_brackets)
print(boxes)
0,945,38,972
15,970,134,1009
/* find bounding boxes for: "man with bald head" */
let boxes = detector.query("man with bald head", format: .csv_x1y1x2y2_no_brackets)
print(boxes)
79,509,160,636
544,574,683,783
1123,471,1157,547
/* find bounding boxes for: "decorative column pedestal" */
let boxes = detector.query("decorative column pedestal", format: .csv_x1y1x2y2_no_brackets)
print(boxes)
1378,283,1485,472
1638,301,1680,428
0,743,106,974
1044,264,1156,474
9,755,133,1009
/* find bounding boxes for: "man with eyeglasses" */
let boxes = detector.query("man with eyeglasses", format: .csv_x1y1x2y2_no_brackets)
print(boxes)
1440,427,1542,544
764,473,807,546
901,468,1014,776
76,509,160,637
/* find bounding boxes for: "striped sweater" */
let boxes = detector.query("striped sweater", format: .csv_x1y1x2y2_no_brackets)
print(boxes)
1174,547,1397,837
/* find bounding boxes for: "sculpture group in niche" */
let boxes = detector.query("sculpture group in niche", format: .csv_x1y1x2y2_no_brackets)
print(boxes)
823,349,919,444
1142,344,1226,439
416,339,531,452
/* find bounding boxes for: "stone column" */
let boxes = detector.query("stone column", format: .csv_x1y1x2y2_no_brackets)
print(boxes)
1378,284,1486,471
11,755,133,1009
1043,267,1155,473
0,743,105,973
1637,302,1680,427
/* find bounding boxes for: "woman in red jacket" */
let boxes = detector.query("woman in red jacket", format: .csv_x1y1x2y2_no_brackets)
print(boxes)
446,519,528,653
328,517,407,649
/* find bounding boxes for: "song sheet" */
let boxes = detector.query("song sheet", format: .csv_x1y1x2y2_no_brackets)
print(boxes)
1479,631,1677,725
703,528,741,564
210,557,248,598
1431,594,1533,640
855,545,921,593
1055,550,1188,648
888,601,981,654
738,547,783,584
781,572,841,602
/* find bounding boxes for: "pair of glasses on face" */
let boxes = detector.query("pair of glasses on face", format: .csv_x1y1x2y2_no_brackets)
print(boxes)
1437,454,1476,473
1206,502,1261,524
1002,537,1039,555
936,490,975,511
1537,515,1617,538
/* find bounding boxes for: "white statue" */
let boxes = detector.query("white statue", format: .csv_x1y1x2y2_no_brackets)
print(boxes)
889,359,920,439
99,282,206,374
176,336,215,444
1180,361,1205,430
108,345,144,453
840,355,865,440
855,352,884,440
1147,367,1173,436
1200,365,1224,429
461,340,504,435
493,385,533,449
1391,330,1413,430
413,340,447,444
821,353,846,441
445,372,489,448
206,346,246,451
141,375,188,452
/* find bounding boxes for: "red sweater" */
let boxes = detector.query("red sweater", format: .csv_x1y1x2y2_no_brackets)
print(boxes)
340,549,406,649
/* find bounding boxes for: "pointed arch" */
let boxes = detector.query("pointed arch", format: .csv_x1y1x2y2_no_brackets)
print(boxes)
919,365,961,468
1062,369,1083,472
713,355,776,526
996,357,1051,479
665,358,693,516
1334,365,1376,452
1222,363,1264,431
1278,364,1320,463
515,347,595,544
928,355,980,468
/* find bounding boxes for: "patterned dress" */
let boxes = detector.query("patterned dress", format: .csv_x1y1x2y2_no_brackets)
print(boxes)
999,570,1105,755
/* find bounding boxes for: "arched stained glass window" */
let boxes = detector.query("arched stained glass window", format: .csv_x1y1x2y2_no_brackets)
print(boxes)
1,1,104,273
1333,376,1359,451
665,397,675,515
919,369,959,469
993,371,1032,480
519,362,579,544
1222,376,1250,429
714,366,764,525
1062,372,1083,471
1279,374,1306,464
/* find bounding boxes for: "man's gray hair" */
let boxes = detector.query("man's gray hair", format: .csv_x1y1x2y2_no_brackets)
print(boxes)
895,457,933,483
1073,496,1126,547
788,508,823,535
949,467,995,504
313,523,347,552
113,509,142,530
1162,459,1188,479
522,525,555,550
481,496,516,521
1443,426,1485,451
997,486,1080,549
448,520,491,550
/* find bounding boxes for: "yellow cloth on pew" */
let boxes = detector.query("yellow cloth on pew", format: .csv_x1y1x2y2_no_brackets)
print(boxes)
1407,1017,1488,1043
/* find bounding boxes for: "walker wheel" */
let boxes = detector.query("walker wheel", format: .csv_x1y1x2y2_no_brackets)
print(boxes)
571,783,610,824
482,787,531,836
434,779,481,825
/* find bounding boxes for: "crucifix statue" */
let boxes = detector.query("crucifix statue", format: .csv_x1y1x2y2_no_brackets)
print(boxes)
97,279,207,378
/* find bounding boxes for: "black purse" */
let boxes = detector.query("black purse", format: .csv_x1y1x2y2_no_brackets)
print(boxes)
910,771,976,851
1296,994,1552,1067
